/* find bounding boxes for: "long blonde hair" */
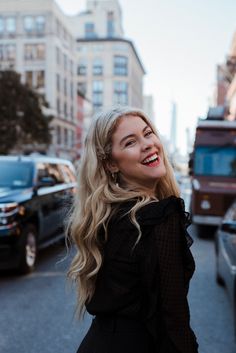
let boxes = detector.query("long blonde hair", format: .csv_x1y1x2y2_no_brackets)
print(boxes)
67,106,180,317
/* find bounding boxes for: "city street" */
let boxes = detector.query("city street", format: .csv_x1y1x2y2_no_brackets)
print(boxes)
0,1,236,353
0,205,236,353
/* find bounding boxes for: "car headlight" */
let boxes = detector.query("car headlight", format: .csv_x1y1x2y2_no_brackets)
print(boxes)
0,202,19,215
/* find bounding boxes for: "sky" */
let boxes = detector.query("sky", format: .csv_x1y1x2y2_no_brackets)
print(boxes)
56,0,236,154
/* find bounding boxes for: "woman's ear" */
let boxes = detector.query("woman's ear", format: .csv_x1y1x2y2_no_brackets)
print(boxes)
106,159,119,174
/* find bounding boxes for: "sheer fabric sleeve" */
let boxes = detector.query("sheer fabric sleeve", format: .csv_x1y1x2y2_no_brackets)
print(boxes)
151,212,198,353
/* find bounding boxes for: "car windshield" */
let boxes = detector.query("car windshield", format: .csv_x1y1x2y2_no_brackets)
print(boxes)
0,161,33,189
194,146,236,177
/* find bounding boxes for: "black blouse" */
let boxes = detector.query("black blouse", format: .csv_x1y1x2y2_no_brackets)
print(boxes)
86,196,199,353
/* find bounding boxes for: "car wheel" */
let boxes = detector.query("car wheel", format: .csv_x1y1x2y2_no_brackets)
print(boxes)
195,224,208,238
18,224,37,274
196,224,216,239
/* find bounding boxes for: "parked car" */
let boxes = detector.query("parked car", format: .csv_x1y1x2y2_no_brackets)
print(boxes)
215,200,236,337
0,155,77,274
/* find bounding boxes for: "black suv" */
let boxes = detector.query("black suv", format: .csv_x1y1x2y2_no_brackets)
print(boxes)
0,156,77,273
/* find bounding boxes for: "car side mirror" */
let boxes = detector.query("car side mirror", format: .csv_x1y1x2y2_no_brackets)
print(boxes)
221,221,236,234
37,176,56,188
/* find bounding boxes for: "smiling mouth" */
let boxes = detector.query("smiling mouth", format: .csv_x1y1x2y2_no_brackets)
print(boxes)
141,153,160,166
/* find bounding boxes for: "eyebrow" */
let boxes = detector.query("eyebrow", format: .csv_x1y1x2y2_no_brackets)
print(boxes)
119,125,150,146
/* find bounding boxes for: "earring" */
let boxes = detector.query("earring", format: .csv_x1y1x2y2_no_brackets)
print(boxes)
111,172,119,187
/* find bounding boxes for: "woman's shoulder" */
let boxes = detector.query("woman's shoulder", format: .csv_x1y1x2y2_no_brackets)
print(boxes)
136,196,186,223
111,196,188,227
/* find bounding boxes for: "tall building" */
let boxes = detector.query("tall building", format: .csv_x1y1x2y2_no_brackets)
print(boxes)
0,0,78,159
66,0,145,111
226,33,236,120
170,101,177,153
215,32,236,120
143,95,155,121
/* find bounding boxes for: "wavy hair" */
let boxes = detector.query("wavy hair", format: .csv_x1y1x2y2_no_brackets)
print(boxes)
67,106,180,317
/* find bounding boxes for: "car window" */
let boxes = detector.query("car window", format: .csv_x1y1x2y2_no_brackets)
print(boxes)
47,164,65,184
36,162,50,182
224,202,236,222
0,161,33,189
60,164,76,183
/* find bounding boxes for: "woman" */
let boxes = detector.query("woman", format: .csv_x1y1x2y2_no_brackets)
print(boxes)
68,106,199,353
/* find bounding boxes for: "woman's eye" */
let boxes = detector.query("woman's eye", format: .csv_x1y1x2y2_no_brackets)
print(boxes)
125,140,135,147
145,130,153,137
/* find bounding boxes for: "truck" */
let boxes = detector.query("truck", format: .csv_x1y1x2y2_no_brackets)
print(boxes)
189,114,236,236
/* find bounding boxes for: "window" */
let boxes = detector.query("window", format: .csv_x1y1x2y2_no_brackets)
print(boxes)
36,70,45,88
114,56,128,76
70,105,74,120
6,17,16,34
56,126,61,144
68,130,72,147
64,78,67,96
56,99,60,115
85,22,96,38
113,81,128,105
24,16,34,33
56,73,60,92
194,146,236,177
56,47,60,65
47,164,64,184
36,44,45,59
60,164,76,183
24,15,45,34
0,17,4,34
25,70,45,89
24,44,45,60
63,53,67,71
6,44,16,60
0,44,16,61
93,58,103,76
64,102,68,117
70,59,73,75
77,59,87,76
35,16,45,33
92,80,103,108
25,71,33,88
64,128,68,146
107,11,115,37
70,82,74,99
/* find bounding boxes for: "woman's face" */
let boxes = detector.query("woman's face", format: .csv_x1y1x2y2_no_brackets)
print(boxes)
109,115,166,193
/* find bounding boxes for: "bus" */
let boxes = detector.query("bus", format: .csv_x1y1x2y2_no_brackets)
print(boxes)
189,118,236,236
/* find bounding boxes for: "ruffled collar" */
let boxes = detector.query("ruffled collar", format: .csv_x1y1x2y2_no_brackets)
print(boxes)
111,196,193,248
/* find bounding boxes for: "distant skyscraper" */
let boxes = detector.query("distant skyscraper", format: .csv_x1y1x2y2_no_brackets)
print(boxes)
170,101,177,153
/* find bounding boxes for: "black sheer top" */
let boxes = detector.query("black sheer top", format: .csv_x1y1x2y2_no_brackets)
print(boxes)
86,196,198,353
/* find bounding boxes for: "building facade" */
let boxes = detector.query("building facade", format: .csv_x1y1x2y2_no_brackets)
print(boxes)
66,0,145,111
226,33,236,120
0,0,146,159
0,0,78,159
214,32,236,120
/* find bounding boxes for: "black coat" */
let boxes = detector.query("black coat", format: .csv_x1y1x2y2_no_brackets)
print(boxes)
85,196,199,353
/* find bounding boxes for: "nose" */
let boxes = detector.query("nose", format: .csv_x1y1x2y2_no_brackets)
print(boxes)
141,137,154,151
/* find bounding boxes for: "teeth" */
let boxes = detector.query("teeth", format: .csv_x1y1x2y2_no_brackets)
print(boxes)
143,153,158,164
